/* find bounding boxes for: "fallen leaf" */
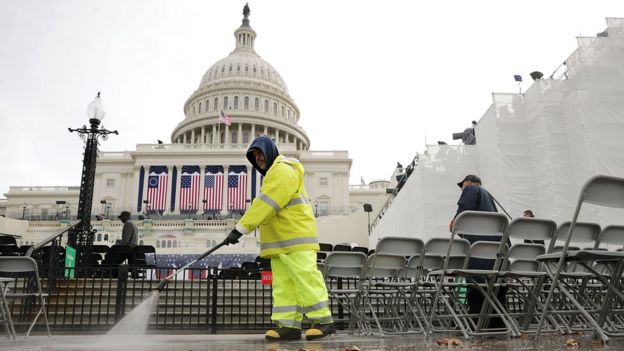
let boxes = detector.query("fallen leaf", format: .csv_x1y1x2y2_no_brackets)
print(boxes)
566,338,579,347
449,338,463,346
591,339,605,348
437,338,449,346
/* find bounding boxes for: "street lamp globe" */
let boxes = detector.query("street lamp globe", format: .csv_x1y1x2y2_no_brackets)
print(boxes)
87,92,106,122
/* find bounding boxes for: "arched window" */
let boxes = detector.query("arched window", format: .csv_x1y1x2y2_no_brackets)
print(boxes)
205,99,209,112
253,65,257,74
104,234,109,241
288,109,291,119
228,65,232,72
264,99,268,112
167,240,172,248
233,96,238,109
224,97,229,109
156,241,160,248
214,98,218,111
245,64,249,72
243,131,250,144
193,105,196,115
173,240,177,248
198,102,202,113
97,233,102,242
254,98,259,111
273,102,277,115
244,96,249,109
232,131,238,143
237,64,240,72
281,106,285,117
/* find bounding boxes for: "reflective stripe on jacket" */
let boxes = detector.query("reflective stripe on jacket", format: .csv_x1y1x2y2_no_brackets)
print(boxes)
235,155,319,257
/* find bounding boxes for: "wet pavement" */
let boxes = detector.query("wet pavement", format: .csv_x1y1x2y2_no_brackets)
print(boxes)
0,332,618,351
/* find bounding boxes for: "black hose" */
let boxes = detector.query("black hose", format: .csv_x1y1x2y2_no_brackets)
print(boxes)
156,240,228,291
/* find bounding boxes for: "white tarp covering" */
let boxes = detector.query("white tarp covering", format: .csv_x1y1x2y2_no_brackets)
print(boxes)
371,18,624,245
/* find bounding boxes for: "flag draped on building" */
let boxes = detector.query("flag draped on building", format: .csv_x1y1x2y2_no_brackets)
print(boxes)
147,166,168,212
219,110,232,126
180,165,201,211
228,165,248,211
204,166,224,211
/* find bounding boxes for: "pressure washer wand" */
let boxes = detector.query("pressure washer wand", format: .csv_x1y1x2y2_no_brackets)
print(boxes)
156,240,228,291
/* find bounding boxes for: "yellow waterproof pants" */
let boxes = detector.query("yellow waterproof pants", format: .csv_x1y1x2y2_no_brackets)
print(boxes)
270,250,333,328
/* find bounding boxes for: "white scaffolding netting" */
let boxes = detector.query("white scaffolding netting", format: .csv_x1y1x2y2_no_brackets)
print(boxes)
371,18,624,245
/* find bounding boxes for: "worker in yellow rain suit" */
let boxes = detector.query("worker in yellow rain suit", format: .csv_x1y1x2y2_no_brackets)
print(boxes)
225,136,335,341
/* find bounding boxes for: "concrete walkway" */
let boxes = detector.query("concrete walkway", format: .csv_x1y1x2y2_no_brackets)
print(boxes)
0,332,617,351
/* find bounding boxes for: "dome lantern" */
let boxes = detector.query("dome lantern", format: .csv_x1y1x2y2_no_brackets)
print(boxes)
235,3,256,52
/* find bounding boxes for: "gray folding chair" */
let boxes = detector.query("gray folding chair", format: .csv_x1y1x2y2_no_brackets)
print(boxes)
427,211,513,338
0,256,51,338
322,251,368,334
501,217,562,333
0,277,16,340
422,237,470,335
535,175,624,343
359,236,425,336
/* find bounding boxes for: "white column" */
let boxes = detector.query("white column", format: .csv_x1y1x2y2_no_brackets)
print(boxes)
221,164,229,216
197,164,206,215
142,165,150,213
276,129,280,143
201,127,205,145
238,123,243,145
225,124,230,144
174,165,183,214
165,165,174,214
212,125,217,145
251,124,256,138
182,133,187,144
191,129,195,145
132,166,142,214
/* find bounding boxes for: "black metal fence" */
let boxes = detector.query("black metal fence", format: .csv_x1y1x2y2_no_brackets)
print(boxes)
3,264,368,334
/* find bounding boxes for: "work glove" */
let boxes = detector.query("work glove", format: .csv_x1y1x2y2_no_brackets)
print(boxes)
225,228,243,245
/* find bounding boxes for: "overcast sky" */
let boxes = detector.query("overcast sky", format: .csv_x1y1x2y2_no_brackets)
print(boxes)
0,1,621,196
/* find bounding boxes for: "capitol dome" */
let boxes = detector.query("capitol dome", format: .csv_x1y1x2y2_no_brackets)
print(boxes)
171,7,309,151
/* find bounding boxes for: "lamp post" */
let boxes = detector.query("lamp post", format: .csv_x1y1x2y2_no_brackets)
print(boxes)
21,204,27,220
202,199,207,216
67,93,118,265
100,200,106,216
106,203,111,220
314,201,319,218
187,202,192,219
363,203,373,236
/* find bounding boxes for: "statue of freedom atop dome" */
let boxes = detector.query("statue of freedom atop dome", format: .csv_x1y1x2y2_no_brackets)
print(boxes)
243,3,250,18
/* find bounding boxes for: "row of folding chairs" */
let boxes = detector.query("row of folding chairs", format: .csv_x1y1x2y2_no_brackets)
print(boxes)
320,175,624,341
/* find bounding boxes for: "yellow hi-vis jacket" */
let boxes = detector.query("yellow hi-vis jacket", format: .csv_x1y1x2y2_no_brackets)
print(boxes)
235,155,319,258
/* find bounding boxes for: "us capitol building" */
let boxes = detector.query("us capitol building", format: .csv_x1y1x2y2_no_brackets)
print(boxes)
0,7,391,260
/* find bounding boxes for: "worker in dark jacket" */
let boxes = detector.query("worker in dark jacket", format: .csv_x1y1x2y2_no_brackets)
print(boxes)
450,175,506,328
